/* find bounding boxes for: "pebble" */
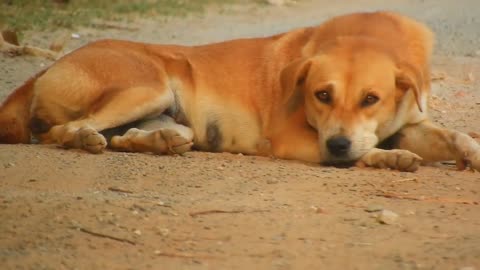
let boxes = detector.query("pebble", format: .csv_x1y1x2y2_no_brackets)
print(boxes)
133,229,142,236
5,162,15,168
377,209,399,225
266,179,278,184
157,227,170,236
310,205,327,214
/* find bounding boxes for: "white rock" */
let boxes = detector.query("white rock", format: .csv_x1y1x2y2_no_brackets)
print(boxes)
266,179,278,184
377,209,399,225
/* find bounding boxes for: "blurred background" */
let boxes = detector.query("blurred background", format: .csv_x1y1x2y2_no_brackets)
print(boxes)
1,0,478,56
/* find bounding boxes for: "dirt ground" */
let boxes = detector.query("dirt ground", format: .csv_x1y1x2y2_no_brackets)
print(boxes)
1,1,480,269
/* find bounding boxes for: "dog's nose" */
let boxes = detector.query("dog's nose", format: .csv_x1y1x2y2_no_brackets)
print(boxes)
326,136,351,157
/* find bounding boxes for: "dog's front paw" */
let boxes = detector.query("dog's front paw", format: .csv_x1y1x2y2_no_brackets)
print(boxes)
157,128,193,155
357,148,422,172
469,151,480,171
77,127,107,154
111,128,193,155
454,133,480,171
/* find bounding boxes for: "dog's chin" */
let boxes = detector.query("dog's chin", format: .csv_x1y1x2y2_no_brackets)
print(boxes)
321,151,367,168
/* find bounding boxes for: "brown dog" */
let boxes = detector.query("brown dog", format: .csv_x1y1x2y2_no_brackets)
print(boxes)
1,11,479,172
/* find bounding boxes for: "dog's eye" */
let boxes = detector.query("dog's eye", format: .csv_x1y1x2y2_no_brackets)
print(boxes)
315,90,332,104
361,94,379,107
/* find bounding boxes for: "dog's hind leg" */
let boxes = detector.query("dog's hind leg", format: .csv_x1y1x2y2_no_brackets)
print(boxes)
382,120,480,171
110,115,194,155
44,86,174,154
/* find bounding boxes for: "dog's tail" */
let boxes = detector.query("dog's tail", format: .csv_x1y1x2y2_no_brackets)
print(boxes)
0,70,46,143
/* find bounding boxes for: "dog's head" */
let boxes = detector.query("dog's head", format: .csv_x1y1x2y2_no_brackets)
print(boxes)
280,37,426,163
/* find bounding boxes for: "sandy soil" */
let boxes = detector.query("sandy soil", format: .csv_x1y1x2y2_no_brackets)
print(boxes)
1,1,480,269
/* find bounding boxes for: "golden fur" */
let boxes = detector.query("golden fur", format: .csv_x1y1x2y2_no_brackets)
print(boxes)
1,11,479,172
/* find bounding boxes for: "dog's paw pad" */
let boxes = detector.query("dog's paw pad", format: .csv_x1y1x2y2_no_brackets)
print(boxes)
78,127,107,154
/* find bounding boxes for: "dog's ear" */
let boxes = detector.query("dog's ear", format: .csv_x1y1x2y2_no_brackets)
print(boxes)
280,58,312,112
395,63,424,112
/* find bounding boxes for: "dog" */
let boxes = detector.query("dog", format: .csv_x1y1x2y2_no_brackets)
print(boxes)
1,11,479,172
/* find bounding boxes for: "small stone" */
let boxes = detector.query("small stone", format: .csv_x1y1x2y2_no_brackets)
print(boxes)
71,33,80,39
377,209,399,225
5,162,15,168
266,179,278,184
404,210,416,215
157,227,170,236
133,229,142,236
310,205,327,214
365,204,384,213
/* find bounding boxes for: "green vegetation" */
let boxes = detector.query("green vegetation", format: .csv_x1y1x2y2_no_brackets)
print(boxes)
0,0,263,32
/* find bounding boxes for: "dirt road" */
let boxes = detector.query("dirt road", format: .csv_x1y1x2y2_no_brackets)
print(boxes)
1,1,479,269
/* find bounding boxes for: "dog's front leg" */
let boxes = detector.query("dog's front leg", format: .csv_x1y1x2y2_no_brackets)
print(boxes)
270,126,322,163
378,120,480,171
357,148,423,172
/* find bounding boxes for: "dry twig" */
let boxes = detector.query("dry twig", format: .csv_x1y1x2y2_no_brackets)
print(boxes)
391,178,418,184
0,34,58,60
155,251,215,259
91,22,140,31
376,191,478,205
76,227,136,245
189,209,268,218
108,187,134,194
